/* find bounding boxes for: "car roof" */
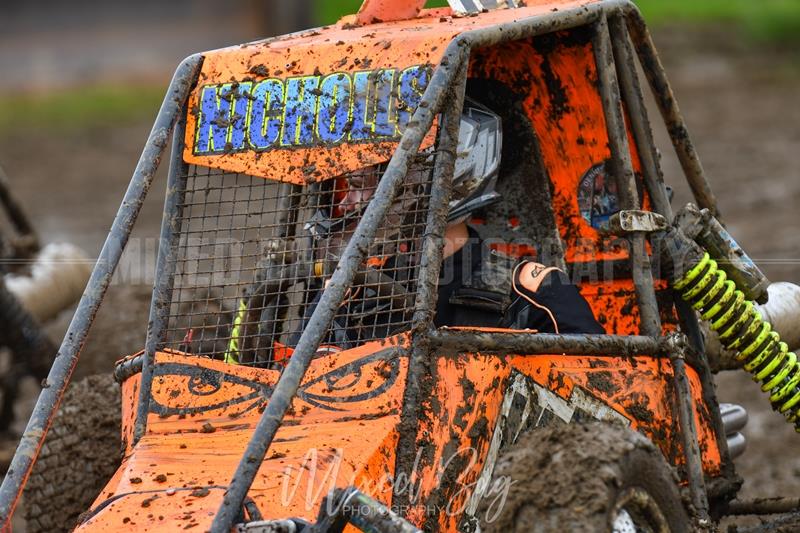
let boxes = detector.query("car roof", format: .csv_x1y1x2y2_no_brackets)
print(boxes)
184,0,604,183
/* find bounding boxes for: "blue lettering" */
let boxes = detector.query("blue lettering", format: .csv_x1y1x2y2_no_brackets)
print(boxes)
349,71,372,142
316,73,352,144
397,65,431,133
196,85,232,153
229,82,252,151
372,69,397,138
281,76,321,147
192,64,431,155
249,79,285,150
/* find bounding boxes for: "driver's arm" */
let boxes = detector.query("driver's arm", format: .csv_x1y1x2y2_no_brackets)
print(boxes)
512,261,605,335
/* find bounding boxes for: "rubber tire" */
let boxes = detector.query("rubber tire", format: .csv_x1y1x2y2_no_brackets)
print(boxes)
23,374,121,533
478,421,692,533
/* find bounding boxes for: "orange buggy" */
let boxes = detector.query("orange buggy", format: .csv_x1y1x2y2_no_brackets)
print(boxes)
3,1,800,531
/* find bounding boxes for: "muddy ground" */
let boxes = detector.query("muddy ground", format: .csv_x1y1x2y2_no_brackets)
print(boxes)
0,25,798,530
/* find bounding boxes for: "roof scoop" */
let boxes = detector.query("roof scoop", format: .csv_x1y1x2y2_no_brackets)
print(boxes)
447,0,521,15
354,0,519,25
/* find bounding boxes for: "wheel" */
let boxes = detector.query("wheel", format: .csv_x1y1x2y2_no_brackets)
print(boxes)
478,421,692,532
23,374,121,533
0,279,56,432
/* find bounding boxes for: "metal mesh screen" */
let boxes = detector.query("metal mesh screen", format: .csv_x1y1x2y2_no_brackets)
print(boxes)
159,159,433,366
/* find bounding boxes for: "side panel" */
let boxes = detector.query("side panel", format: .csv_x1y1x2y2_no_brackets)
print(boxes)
407,351,721,530
469,29,679,336
508,355,722,475
407,355,511,531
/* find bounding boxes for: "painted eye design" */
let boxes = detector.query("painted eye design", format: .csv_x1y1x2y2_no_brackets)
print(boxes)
149,362,274,417
297,347,403,411
187,371,222,396
147,345,405,418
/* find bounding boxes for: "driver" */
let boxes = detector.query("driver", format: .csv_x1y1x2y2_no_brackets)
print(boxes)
297,97,603,349
225,97,603,364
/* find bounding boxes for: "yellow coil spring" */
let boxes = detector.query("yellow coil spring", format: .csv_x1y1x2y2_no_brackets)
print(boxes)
675,253,800,433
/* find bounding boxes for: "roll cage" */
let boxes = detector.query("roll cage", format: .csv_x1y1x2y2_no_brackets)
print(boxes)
0,2,731,531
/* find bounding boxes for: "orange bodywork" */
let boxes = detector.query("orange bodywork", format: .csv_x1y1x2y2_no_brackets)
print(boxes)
182,0,602,185
75,1,728,531
468,24,678,337
81,330,720,531
80,339,409,531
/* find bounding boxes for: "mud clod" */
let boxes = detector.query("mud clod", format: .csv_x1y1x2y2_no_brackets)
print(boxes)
587,370,620,395
141,494,159,508
190,487,210,498
479,422,689,532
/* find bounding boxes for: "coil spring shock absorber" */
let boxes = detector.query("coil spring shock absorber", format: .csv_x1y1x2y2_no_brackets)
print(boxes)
674,252,800,432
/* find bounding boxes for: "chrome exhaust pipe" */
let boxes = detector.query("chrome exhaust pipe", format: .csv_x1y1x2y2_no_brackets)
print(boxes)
720,403,748,459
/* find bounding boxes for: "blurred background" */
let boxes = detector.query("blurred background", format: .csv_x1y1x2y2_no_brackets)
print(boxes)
0,0,798,530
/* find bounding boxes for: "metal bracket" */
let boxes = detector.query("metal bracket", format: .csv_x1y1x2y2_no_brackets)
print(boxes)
608,209,668,234
448,0,520,15
675,203,770,304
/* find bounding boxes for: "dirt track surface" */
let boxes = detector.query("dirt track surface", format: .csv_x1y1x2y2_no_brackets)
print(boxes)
0,25,798,530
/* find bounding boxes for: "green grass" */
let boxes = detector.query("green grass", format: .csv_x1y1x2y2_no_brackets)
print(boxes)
635,0,800,42
0,85,166,134
316,0,800,42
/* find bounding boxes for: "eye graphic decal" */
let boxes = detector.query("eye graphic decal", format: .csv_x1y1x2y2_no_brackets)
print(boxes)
149,363,273,417
297,347,404,411
148,346,406,417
